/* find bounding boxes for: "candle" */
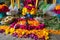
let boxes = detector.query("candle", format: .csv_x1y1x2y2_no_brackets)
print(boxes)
17,0,20,9
44,0,47,4
36,0,38,8
11,0,14,8
53,0,56,4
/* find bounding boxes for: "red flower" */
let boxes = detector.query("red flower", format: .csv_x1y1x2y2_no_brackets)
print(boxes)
2,6,9,12
0,5,9,12
53,9,60,14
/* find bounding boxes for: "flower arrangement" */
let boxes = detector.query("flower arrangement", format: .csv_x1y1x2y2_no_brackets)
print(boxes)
22,0,36,15
0,0,59,40
55,5,60,10
0,25,49,40
10,18,45,30
0,3,9,12
53,5,60,14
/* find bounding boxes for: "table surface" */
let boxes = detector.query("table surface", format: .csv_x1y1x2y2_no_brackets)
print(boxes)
0,33,60,40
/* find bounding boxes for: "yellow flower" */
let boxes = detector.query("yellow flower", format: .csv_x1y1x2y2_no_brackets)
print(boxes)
22,7,27,15
33,20,40,26
17,20,26,25
45,36,49,40
9,28,15,35
22,32,25,35
30,8,36,15
55,5,60,10
28,4,32,6
0,25,9,30
5,27,10,35
28,20,34,26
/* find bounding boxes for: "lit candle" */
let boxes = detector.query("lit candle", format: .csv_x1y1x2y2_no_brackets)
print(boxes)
11,0,14,8
36,0,38,8
17,0,20,9
53,0,56,4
